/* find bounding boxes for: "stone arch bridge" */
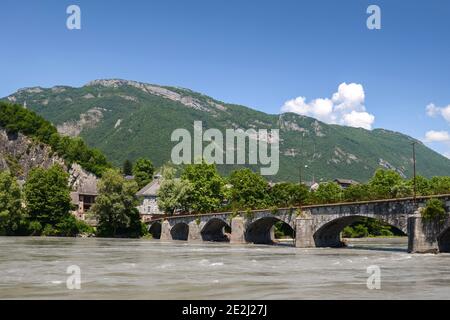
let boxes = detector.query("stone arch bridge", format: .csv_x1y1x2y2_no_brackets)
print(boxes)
147,195,450,253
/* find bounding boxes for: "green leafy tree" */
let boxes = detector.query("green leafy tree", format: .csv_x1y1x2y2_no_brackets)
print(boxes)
181,161,225,213
343,183,371,202
133,158,155,189
429,176,450,195
422,198,447,222
408,175,431,196
390,180,413,198
24,165,72,228
343,218,396,238
312,182,343,204
93,169,143,237
342,224,369,238
123,159,133,176
0,171,23,235
368,169,404,199
270,182,309,207
157,165,193,214
228,168,270,209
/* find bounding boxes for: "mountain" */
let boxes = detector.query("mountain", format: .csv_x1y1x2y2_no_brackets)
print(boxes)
4,79,450,182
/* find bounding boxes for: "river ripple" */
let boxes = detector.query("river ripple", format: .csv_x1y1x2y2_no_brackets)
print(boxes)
0,237,449,299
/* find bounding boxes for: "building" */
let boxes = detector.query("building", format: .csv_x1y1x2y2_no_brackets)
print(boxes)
333,178,359,189
136,174,164,222
303,181,320,191
70,178,98,220
69,163,99,221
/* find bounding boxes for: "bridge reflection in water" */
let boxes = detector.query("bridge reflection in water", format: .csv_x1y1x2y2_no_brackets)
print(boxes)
147,195,450,254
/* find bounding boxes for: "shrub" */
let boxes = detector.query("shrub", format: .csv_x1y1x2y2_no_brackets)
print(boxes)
42,224,56,236
342,224,369,238
76,220,96,235
422,198,447,222
28,221,42,236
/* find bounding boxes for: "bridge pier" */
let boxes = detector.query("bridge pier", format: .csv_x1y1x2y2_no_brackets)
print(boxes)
160,220,172,241
407,213,446,253
188,221,202,241
295,217,315,248
230,216,246,244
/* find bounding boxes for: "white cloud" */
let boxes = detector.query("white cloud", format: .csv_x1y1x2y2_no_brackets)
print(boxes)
281,82,375,130
342,111,375,130
426,103,450,123
424,130,450,142
332,83,365,111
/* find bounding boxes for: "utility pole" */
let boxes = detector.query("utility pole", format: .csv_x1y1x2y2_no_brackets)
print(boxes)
412,141,417,202
299,132,304,185
299,165,302,185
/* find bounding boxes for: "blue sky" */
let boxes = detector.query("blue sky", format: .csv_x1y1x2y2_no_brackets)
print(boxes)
1,0,450,157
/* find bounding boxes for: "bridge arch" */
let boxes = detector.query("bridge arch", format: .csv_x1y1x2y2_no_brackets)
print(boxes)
170,222,189,241
149,221,161,239
245,216,295,245
201,218,231,242
437,225,450,253
313,215,407,247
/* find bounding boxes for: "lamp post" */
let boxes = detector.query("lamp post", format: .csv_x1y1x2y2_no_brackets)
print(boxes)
299,164,308,185
412,141,417,202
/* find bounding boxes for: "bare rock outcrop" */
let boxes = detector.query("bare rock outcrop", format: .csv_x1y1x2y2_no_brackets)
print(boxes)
0,128,98,191
0,129,66,178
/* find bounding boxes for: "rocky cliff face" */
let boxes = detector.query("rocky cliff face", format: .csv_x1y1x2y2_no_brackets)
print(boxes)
0,129,66,178
0,128,98,192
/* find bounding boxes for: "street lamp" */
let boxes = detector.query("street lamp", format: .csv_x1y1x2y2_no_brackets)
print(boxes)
299,164,308,185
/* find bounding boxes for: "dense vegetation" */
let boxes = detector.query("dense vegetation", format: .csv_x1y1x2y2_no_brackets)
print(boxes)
5,80,450,182
0,166,93,236
132,158,155,189
0,101,110,176
92,169,146,238
0,165,146,238
422,198,447,222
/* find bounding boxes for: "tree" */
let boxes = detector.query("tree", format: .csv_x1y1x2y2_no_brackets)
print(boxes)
24,165,72,228
270,182,309,207
343,218,395,238
390,180,412,198
123,159,133,176
368,169,403,199
429,176,450,195
312,182,342,204
133,158,155,189
422,198,447,222
157,165,193,214
228,168,270,209
92,169,143,237
181,161,225,213
0,171,23,235
343,183,371,202
408,175,431,196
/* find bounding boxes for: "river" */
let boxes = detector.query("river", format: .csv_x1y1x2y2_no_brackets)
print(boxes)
0,237,449,299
